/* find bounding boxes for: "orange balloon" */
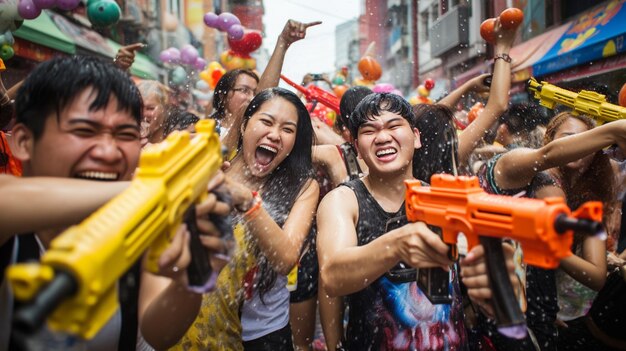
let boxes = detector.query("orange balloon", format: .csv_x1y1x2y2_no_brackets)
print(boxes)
619,82,626,107
467,102,484,124
358,57,382,81
333,85,348,98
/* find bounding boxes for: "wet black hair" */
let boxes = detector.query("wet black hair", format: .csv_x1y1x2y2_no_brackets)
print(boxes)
498,102,545,135
348,93,416,138
163,109,200,136
238,87,315,300
337,86,373,133
211,69,259,120
412,104,458,182
15,55,142,140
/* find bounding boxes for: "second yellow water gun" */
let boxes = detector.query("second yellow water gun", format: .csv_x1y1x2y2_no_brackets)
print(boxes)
528,77,626,124
6,119,223,339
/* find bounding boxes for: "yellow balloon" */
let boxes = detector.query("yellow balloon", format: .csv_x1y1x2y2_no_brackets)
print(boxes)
199,70,211,84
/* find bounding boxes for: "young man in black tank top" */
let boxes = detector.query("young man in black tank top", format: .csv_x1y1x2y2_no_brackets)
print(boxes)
317,93,517,350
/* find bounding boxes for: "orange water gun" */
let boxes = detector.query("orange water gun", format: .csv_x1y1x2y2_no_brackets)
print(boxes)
280,74,340,114
405,174,603,339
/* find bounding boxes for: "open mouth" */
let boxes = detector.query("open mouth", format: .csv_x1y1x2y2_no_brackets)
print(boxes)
375,147,397,160
74,171,120,181
255,144,278,167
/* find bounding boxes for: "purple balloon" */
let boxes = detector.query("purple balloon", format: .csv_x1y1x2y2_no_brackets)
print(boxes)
180,44,198,65
227,24,244,40
33,0,56,9
203,12,219,28
159,50,172,63
168,47,181,64
217,12,240,31
193,57,207,71
56,0,80,10
18,0,42,20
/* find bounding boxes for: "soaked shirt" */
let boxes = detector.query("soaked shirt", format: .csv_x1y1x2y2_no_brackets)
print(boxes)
341,179,466,351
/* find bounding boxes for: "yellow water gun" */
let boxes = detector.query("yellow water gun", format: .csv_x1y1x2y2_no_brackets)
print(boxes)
6,119,223,339
528,77,626,124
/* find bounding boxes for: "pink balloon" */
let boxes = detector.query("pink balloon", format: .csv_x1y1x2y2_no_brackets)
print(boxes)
227,24,244,40
33,0,56,9
372,83,395,93
180,44,198,65
56,0,80,10
217,12,240,31
203,12,219,28
391,89,403,96
18,0,41,20
193,57,207,71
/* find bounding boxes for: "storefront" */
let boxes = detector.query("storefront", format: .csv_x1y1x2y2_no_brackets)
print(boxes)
6,10,159,83
509,0,626,101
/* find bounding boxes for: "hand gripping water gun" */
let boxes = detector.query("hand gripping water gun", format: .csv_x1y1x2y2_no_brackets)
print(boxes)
280,74,340,114
405,174,603,339
6,119,223,339
528,77,626,124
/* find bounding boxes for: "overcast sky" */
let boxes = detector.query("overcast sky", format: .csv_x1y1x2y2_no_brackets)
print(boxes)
262,0,361,88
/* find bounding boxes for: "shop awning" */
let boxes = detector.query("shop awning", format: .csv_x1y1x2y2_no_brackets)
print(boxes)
48,11,115,58
106,39,160,80
509,23,569,82
532,0,626,77
13,10,75,55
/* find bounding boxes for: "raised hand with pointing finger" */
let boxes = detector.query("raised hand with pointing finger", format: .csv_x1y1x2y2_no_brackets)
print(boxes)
278,19,322,47
114,42,145,71
258,19,322,91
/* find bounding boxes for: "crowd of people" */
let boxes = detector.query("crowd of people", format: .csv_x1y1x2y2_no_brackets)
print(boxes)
0,16,625,351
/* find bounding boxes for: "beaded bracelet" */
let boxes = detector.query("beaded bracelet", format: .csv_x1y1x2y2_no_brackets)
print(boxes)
494,53,512,63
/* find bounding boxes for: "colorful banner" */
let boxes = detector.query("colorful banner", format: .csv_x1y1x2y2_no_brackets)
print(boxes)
533,0,626,76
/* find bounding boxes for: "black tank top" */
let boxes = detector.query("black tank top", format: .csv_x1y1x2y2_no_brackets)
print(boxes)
341,179,466,351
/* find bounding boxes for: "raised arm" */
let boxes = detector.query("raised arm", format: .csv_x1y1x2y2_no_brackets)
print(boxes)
494,119,626,190
230,178,320,275
457,18,518,164
0,175,128,242
436,73,490,109
256,20,322,92
317,187,450,297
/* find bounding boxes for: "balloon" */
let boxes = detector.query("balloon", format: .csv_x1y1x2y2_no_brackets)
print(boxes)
159,50,172,63
33,0,56,9
18,0,41,20
0,44,14,60
87,0,121,27
227,24,244,40
227,30,262,56
358,56,382,81
619,82,626,107
203,12,219,28
168,47,181,63
417,85,429,97
333,85,348,99
217,12,240,31
193,57,207,71
424,78,435,90
467,102,484,124
332,75,345,85
199,70,211,84
372,83,395,93
171,66,187,85
163,12,178,32
180,44,199,65
56,0,81,10
195,80,209,90
208,61,222,71
391,89,402,96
